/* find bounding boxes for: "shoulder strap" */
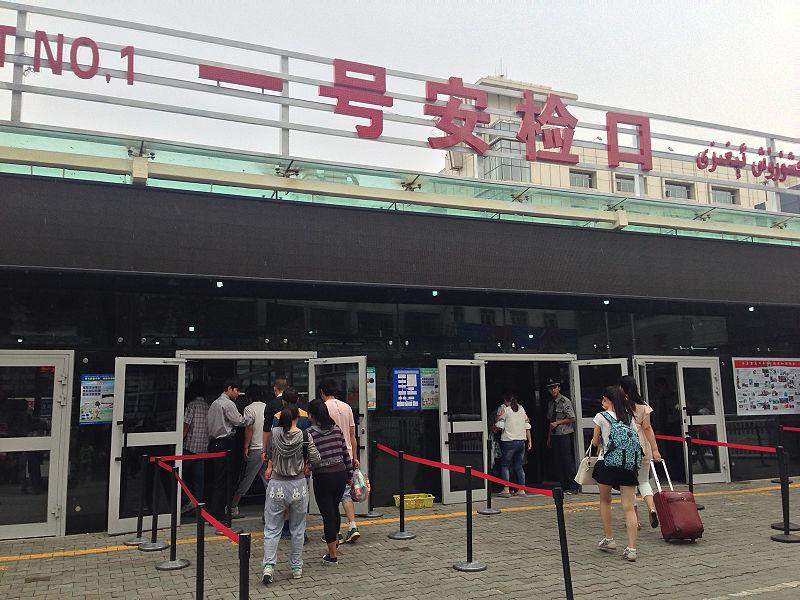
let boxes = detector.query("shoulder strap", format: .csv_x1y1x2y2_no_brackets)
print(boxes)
601,411,617,424
302,429,309,461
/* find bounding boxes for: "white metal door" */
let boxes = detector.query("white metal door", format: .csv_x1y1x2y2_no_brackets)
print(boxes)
634,356,729,484
107,357,185,535
0,351,73,539
308,356,368,512
571,358,629,492
439,359,487,504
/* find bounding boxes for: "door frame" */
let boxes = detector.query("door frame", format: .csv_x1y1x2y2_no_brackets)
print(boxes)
0,350,74,539
107,357,186,535
633,355,729,483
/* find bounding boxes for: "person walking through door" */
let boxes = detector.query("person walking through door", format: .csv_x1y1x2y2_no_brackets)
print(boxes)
207,381,254,521
320,379,362,543
181,383,209,513
546,379,581,494
592,385,641,562
619,375,662,529
495,392,532,497
307,399,352,566
230,384,269,519
261,405,321,583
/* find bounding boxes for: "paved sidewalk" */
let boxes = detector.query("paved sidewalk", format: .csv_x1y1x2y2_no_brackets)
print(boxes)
0,480,798,599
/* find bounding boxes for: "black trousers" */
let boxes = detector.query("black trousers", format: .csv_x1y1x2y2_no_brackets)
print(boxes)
313,470,349,543
552,433,578,490
209,435,237,521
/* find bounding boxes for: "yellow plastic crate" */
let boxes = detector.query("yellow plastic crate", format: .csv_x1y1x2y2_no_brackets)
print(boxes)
393,493,434,509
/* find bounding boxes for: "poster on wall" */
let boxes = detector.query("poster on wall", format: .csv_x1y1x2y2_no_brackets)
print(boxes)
733,358,800,416
420,368,440,410
392,368,421,410
367,367,377,411
79,373,115,424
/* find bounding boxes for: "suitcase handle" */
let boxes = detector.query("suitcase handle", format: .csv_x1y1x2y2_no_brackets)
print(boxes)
650,459,674,493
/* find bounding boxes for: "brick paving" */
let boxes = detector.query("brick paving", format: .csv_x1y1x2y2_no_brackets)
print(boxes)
0,480,798,599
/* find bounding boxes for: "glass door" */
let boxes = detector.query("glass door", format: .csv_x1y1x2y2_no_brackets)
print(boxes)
308,356,368,511
0,351,73,539
439,360,487,504
107,358,185,535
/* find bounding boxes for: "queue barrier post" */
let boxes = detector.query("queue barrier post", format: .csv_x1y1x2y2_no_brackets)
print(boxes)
453,466,486,572
125,453,149,546
772,427,795,484
685,434,704,511
156,465,191,570
360,439,383,519
478,438,500,516
770,446,800,541
553,488,575,600
196,502,205,600
139,455,168,552
388,451,415,540
239,532,251,600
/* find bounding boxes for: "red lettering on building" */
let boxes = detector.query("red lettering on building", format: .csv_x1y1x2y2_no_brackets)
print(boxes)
34,30,64,75
0,25,15,68
70,37,100,80
319,59,393,139
606,112,653,171
424,76,489,154
516,91,578,164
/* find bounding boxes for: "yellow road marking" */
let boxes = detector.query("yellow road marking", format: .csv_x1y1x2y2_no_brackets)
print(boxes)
0,482,795,563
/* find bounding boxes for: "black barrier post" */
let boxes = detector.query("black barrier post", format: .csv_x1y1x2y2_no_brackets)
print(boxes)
553,488,575,600
360,440,383,519
219,450,243,535
239,532,251,599
140,459,168,552
196,502,205,600
454,466,486,572
685,434,704,511
156,466,191,570
772,427,794,484
770,446,800,541
125,453,149,546
388,451,415,540
478,438,501,516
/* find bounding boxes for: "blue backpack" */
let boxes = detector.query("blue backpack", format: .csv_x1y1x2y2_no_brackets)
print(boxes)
601,411,642,472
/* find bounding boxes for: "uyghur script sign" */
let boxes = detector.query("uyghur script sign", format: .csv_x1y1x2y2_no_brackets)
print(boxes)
695,142,800,183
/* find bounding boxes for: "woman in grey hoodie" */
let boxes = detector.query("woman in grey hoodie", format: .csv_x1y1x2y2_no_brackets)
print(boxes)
262,405,320,583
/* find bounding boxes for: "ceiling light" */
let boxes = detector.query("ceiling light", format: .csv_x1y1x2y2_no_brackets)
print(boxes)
215,281,224,288
603,299,610,305
16,338,22,343
431,290,439,297
188,325,195,332
748,306,755,312
528,334,534,339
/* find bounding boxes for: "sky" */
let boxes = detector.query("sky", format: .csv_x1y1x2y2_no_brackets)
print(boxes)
1,0,798,173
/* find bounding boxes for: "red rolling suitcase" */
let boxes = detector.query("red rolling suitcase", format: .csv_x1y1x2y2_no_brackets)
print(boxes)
651,460,704,542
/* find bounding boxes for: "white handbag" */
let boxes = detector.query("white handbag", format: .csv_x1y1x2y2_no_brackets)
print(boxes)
574,444,599,486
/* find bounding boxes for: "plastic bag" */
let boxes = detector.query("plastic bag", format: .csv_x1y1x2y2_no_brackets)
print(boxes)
350,468,369,503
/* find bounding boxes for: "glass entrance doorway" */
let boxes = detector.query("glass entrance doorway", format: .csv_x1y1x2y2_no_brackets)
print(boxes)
0,351,73,539
635,356,729,484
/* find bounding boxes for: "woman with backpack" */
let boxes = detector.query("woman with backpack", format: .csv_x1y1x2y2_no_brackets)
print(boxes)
307,399,352,567
619,375,662,529
262,405,320,584
591,385,642,562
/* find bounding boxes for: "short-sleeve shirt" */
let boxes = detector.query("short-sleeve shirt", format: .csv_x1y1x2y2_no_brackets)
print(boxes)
183,398,210,454
325,398,356,460
632,403,653,460
547,394,576,436
499,405,529,442
269,407,312,431
243,401,266,451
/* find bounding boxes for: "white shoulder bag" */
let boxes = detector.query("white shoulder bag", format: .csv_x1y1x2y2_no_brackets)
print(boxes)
574,444,599,486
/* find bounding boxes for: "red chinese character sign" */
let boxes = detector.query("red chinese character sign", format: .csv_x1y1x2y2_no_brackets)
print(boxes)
515,90,579,164
319,59,393,139
606,112,653,171
424,77,490,154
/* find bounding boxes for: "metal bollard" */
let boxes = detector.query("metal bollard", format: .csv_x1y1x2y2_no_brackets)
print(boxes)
770,446,800,541
553,488,575,600
196,502,205,600
388,451,415,540
453,466,486,572
771,427,794,484
239,532,251,600
125,453,149,546
139,457,168,552
685,434,704,511
360,439,383,518
156,466,190,570
478,438,500,516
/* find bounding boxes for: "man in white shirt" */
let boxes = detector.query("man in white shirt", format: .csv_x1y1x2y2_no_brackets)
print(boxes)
320,378,361,543
230,384,268,518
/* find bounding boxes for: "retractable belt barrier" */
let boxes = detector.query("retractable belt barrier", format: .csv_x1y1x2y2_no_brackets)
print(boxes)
783,426,800,433
654,434,777,454
150,451,227,462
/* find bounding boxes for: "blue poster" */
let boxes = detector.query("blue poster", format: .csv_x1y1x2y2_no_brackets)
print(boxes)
392,368,421,410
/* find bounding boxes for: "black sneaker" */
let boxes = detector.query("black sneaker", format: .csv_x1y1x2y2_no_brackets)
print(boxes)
343,527,360,543
322,553,338,567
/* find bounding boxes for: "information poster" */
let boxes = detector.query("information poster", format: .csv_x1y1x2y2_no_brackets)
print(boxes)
733,358,800,415
420,368,440,410
392,368,421,410
367,367,377,411
79,373,115,424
